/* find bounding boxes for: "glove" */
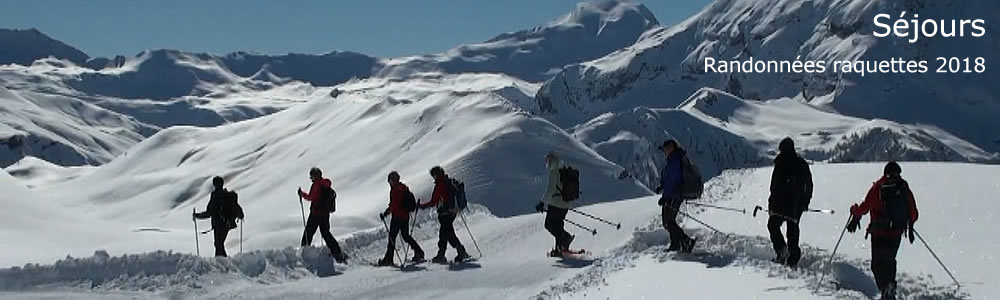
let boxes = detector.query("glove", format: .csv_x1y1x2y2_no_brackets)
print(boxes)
654,185,663,194
535,202,545,213
657,197,665,206
297,188,305,197
846,215,861,233
379,212,388,219
908,226,915,244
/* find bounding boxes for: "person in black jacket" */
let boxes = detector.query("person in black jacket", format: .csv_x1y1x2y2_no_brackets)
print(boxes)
767,138,813,267
193,176,241,257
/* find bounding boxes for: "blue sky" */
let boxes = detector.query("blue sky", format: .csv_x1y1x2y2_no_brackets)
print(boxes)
0,0,710,58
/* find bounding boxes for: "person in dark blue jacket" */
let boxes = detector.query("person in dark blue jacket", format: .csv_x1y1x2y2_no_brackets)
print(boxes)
655,140,694,252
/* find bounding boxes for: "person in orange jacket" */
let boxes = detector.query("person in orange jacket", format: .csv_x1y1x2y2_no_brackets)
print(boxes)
298,167,347,263
417,166,469,264
376,171,425,266
847,161,918,300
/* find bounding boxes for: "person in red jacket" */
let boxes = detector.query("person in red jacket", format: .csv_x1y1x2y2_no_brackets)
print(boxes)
417,166,469,264
376,171,425,266
847,161,918,300
297,167,347,263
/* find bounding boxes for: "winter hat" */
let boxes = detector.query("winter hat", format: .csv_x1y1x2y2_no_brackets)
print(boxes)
309,167,322,178
212,176,224,188
387,171,400,182
779,137,795,153
429,166,445,177
884,161,902,176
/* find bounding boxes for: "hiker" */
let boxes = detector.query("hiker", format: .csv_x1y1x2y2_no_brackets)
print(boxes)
848,161,918,300
193,176,242,257
767,137,813,267
418,166,470,263
655,140,695,252
297,167,347,263
377,171,425,266
535,151,575,256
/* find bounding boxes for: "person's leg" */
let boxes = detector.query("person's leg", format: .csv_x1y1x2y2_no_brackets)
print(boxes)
318,215,344,259
885,235,902,293
661,200,680,248
398,217,424,258
214,228,229,257
767,215,787,260
786,219,801,267
544,208,560,248
664,198,690,248
553,207,572,249
870,236,891,293
301,214,319,247
383,217,401,262
435,214,449,259
442,214,467,256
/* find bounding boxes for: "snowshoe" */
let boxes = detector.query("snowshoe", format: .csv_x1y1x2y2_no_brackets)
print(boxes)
772,248,789,265
453,252,471,263
431,256,449,264
373,258,395,267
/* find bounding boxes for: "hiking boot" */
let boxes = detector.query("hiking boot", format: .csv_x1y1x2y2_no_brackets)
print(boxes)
682,238,697,253
431,255,448,264
772,248,789,264
548,248,563,257
411,251,425,262
454,252,471,263
666,239,682,252
375,258,394,267
880,283,897,300
333,252,348,264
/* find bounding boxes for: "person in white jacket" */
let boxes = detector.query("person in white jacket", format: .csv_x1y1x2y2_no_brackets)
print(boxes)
535,151,574,256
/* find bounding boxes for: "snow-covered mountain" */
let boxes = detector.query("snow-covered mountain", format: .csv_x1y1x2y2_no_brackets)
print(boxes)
0,28,90,67
535,0,1000,163
377,0,659,81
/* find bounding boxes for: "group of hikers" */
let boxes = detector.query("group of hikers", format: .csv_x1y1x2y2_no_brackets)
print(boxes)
193,137,919,300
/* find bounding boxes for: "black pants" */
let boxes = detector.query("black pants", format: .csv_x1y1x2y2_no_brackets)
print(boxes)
545,206,573,249
871,234,902,292
213,227,230,257
301,213,345,258
436,214,466,257
384,216,423,261
768,215,801,266
661,196,691,248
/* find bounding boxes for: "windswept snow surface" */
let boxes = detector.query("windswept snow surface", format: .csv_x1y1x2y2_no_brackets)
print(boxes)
1,163,995,299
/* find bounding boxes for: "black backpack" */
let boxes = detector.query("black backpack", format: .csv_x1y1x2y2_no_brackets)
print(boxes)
878,178,911,231
680,156,703,200
558,166,580,202
221,189,243,229
320,186,337,213
402,189,417,212
448,178,468,210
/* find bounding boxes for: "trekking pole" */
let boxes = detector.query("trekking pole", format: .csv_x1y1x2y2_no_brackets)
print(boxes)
805,208,836,214
298,194,307,228
193,208,200,257
913,229,961,288
565,218,597,235
752,205,799,223
674,209,724,234
568,208,621,230
459,211,484,258
401,213,410,263
240,218,244,254
816,215,852,291
688,202,746,214
382,217,403,266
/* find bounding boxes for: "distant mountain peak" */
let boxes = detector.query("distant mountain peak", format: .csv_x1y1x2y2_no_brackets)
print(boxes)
0,28,90,66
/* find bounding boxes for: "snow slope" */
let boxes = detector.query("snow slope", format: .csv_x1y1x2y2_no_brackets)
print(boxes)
1,163,994,299
535,0,1000,155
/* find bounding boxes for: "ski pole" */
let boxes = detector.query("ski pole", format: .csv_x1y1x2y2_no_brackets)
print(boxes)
193,208,200,257
565,218,597,235
674,209,724,234
298,194,307,228
382,217,403,266
805,208,835,214
752,205,799,223
401,213,409,264
569,208,621,230
688,202,746,214
816,215,852,292
914,229,960,288
459,211,484,258
240,218,244,254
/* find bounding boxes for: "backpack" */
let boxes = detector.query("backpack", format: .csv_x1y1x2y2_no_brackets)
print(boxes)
320,186,337,213
221,190,243,229
877,178,911,231
680,156,704,200
448,178,468,210
557,166,581,202
402,188,417,212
